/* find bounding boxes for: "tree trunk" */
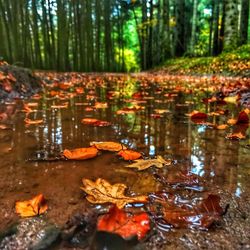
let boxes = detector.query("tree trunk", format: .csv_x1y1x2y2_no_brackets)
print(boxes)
224,0,239,50
239,0,249,45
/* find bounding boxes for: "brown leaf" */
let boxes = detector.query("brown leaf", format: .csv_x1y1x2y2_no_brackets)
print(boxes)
90,141,127,151
81,178,148,209
63,147,98,160
125,156,171,171
149,193,224,229
15,194,48,217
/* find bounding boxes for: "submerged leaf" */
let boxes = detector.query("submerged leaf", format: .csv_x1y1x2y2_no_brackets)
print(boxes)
63,147,98,160
125,156,171,171
90,141,127,151
118,150,142,161
81,178,148,209
149,193,224,229
15,194,48,217
97,205,150,240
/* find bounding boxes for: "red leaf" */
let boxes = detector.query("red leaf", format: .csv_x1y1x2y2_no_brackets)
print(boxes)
149,193,224,230
97,205,150,240
191,112,208,120
236,110,249,124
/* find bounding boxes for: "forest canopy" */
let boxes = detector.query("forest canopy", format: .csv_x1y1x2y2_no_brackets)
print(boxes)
0,0,249,72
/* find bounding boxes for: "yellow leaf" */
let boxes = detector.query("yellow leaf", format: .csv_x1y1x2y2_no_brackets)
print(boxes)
125,156,171,171
81,178,148,209
15,194,48,217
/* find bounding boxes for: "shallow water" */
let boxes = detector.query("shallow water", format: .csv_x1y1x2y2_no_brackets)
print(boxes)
0,73,249,249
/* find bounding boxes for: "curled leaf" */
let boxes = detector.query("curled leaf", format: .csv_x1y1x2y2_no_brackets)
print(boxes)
97,205,150,240
15,194,48,217
81,178,148,209
63,147,98,160
118,150,142,161
125,156,171,171
90,141,127,151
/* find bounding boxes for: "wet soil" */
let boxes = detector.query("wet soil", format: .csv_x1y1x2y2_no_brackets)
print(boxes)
0,73,249,249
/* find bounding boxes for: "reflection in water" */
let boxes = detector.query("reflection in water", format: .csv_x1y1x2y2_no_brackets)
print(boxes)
0,75,249,230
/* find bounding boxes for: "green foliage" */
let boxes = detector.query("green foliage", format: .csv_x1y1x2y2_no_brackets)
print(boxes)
162,45,250,75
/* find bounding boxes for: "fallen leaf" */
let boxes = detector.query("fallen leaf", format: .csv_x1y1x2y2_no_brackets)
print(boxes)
216,124,228,130
81,178,148,209
226,132,246,140
15,194,48,217
24,118,43,125
94,102,108,109
81,118,111,127
125,156,171,171
189,111,208,120
236,110,249,124
118,150,142,161
51,102,69,109
90,141,127,151
149,193,224,229
97,205,150,240
63,147,98,160
227,118,237,125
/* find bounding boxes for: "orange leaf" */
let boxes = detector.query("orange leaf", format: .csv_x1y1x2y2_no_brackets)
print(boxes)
118,150,142,161
15,194,48,217
63,147,98,160
90,141,126,151
97,205,150,240
24,118,43,125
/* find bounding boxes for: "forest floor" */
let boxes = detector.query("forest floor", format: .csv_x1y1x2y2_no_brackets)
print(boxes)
154,44,250,77
0,71,249,249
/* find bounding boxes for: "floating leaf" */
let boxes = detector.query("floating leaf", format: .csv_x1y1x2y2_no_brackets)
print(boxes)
189,111,208,120
226,132,246,140
15,194,48,217
90,141,127,151
63,147,98,160
24,118,43,125
97,205,150,240
81,118,111,127
149,193,224,229
118,150,142,161
216,124,228,130
236,110,249,124
81,178,148,209
125,156,171,171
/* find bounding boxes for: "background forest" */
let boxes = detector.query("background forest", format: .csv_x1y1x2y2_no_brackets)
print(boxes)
0,0,249,72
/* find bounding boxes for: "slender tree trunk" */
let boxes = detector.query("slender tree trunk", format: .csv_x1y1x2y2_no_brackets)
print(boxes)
175,0,185,56
189,0,198,55
224,0,239,50
239,0,249,45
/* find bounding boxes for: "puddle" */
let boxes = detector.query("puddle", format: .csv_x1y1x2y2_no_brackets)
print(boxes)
0,73,249,249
